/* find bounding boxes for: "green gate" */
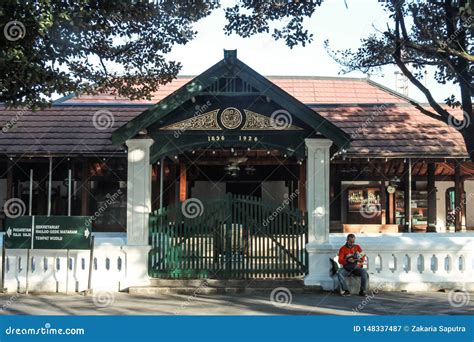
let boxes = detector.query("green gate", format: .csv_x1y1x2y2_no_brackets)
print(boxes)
148,193,308,279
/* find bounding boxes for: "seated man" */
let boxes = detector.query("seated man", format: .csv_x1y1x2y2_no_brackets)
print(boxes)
337,233,368,297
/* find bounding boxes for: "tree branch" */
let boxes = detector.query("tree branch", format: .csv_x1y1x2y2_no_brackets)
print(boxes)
393,8,455,123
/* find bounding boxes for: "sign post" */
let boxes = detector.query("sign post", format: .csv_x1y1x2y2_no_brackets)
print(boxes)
86,236,95,295
25,216,34,294
1,242,5,293
4,216,92,293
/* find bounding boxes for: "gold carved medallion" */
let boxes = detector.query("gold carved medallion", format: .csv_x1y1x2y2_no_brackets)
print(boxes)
220,107,243,129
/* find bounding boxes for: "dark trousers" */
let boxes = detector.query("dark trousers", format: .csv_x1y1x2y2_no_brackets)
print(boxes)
337,266,368,292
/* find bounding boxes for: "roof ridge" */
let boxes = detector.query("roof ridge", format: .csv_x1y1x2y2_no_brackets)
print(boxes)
365,78,417,103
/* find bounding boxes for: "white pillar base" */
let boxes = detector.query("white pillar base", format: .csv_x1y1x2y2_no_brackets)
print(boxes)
120,245,152,289
304,242,337,290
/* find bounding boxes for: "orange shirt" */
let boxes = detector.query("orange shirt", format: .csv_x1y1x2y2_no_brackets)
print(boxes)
338,243,365,267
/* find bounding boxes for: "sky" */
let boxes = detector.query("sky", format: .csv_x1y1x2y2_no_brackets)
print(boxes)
164,0,460,103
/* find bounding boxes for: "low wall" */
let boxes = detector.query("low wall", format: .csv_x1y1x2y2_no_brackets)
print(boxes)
0,233,151,293
2,232,473,293
305,233,474,291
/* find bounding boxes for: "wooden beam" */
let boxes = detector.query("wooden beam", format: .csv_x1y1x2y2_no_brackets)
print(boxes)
151,164,159,211
186,158,296,166
427,163,437,232
81,159,90,216
6,159,12,201
298,161,306,212
380,181,387,225
404,159,412,232
461,178,467,232
179,162,187,202
166,163,176,206
330,167,341,221
388,191,395,224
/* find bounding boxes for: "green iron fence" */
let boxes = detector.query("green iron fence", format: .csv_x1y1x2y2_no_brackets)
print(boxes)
148,193,308,279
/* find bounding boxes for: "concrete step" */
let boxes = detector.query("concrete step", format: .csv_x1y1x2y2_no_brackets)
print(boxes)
128,278,323,295
147,278,305,288
128,286,321,296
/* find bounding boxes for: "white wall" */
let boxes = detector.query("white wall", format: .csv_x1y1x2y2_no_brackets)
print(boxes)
309,233,474,292
436,181,454,232
464,180,474,229
1,233,138,293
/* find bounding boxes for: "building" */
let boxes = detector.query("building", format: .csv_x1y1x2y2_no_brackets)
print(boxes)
1,50,473,292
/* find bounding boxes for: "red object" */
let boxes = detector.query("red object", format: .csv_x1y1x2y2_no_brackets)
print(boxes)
338,244,365,267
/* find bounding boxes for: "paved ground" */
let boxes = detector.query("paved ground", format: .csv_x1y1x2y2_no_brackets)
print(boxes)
0,290,472,315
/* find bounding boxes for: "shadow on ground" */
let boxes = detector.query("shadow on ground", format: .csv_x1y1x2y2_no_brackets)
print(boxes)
0,290,472,316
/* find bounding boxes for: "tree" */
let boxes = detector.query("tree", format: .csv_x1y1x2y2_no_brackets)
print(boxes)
0,0,218,109
0,0,322,110
324,0,474,158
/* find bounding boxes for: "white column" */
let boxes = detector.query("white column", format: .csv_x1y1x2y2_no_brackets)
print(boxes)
126,138,153,245
305,138,332,244
122,138,154,289
304,138,335,289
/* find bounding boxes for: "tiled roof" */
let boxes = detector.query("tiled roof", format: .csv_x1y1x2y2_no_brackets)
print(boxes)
0,106,143,155
0,75,467,158
316,105,467,158
0,104,467,158
60,76,409,105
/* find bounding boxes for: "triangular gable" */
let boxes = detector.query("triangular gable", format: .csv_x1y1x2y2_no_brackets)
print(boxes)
112,50,351,148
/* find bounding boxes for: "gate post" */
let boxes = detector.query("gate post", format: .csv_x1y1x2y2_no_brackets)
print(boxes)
123,138,154,288
304,138,335,289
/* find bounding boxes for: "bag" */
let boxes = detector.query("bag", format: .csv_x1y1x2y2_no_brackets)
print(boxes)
343,262,357,272
329,258,339,276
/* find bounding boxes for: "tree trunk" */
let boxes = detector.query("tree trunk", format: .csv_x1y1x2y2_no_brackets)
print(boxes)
461,125,474,161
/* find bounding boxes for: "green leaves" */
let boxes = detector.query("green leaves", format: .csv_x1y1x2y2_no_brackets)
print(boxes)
0,0,219,109
224,0,321,48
